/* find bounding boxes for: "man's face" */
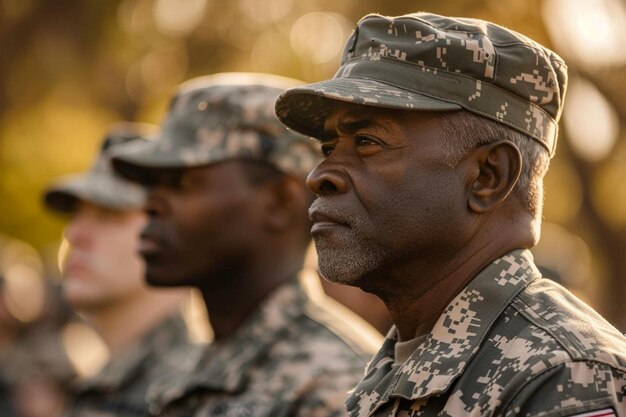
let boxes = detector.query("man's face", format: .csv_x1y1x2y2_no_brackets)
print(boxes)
139,161,267,287
62,202,147,312
306,103,469,287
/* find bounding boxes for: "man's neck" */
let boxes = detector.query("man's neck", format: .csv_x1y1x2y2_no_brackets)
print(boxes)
377,227,532,341
88,290,184,354
386,251,498,341
199,252,304,341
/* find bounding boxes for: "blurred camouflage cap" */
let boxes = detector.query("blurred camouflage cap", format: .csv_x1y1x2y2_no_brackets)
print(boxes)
276,12,568,157
112,73,321,183
44,123,155,213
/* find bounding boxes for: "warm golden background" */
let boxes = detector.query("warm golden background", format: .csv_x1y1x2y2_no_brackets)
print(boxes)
2,0,626,329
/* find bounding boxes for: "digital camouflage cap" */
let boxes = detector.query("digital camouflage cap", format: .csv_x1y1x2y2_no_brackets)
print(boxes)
275,12,568,157
112,73,321,183
44,123,155,213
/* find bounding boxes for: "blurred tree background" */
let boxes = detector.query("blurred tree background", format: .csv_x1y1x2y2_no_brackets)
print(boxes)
2,0,626,329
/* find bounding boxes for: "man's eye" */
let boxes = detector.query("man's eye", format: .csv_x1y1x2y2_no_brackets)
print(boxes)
354,135,384,156
154,171,183,188
355,135,380,147
321,144,335,156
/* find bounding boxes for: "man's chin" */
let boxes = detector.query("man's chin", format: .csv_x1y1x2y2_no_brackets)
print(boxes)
143,265,174,287
145,273,184,287
315,239,388,287
316,251,366,286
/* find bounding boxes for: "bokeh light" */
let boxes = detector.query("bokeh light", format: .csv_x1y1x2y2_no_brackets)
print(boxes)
562,77,619,162
153,0,208,36
57,238,69,275
61,322,109,377
125,44,188,101
592,159,626,228
3,263,46,323
533,222,596,304
543,157,583,224
239,0,294,25
181,289,213,343
543,0,626,68
290,12,350,64
0,237,47,324
249,30,293,73
2,0,36,20
140,44,189,94
118,0,154,36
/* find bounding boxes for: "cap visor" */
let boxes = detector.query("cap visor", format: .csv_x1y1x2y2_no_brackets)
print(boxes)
111,140,192,184
276,77,462,138
44,174,144,213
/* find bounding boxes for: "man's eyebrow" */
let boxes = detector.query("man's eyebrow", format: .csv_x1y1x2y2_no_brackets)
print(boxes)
337,119,375,135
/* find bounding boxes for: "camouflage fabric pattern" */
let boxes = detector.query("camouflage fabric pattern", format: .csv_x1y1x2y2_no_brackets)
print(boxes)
275,13,568,157
63,313,198,417
346,250,626,417
112,73,321,184
44,122,155,213
144,278,375,417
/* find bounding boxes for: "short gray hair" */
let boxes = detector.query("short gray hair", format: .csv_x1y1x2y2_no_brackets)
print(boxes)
439,111,550,217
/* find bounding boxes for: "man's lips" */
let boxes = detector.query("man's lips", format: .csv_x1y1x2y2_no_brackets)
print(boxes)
308,201,350,234
138,237,161,256
138,231,165,256
64,259,91,277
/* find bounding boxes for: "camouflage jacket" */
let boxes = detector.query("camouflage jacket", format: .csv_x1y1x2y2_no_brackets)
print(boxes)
64,313,196,417
145,275,380,417
346,250,626,417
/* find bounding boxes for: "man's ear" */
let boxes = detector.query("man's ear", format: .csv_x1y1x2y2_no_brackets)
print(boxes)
263,176,309,232
465,141,522,213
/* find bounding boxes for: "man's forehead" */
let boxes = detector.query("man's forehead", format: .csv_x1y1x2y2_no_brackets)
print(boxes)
321,102,446,140
73,200,138,217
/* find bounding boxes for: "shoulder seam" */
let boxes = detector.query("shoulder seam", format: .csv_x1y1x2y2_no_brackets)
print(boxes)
511,295,579,358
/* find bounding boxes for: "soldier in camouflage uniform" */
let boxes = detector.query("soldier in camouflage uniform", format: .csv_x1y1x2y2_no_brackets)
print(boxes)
275,12,626,417
111,73,380,417
44,124,192,417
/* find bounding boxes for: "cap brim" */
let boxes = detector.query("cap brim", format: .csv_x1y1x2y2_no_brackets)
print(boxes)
110,139,210,185
276,77,462,138
111,132,266,184
44,173,144,213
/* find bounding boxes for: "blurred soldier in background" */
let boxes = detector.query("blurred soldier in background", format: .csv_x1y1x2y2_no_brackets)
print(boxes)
0,234,75,417
112,73,380,417
44,123,192,417
276,12,626,417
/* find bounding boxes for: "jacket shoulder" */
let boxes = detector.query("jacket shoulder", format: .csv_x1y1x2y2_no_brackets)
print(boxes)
513,278,626,371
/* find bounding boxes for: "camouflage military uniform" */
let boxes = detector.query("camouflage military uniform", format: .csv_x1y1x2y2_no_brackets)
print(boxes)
64,313,197,417
144,276,378,417
344,250,626,417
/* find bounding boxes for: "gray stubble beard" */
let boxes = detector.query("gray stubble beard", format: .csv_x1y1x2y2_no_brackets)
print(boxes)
313,225,389,286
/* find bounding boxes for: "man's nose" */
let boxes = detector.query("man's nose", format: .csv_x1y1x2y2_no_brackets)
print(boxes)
144,187,169,217
64,216,90,248
306,161,349,196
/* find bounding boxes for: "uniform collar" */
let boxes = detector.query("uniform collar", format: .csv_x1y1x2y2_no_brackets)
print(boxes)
73,313,190,394
147,278,308,406
346,249,541,417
